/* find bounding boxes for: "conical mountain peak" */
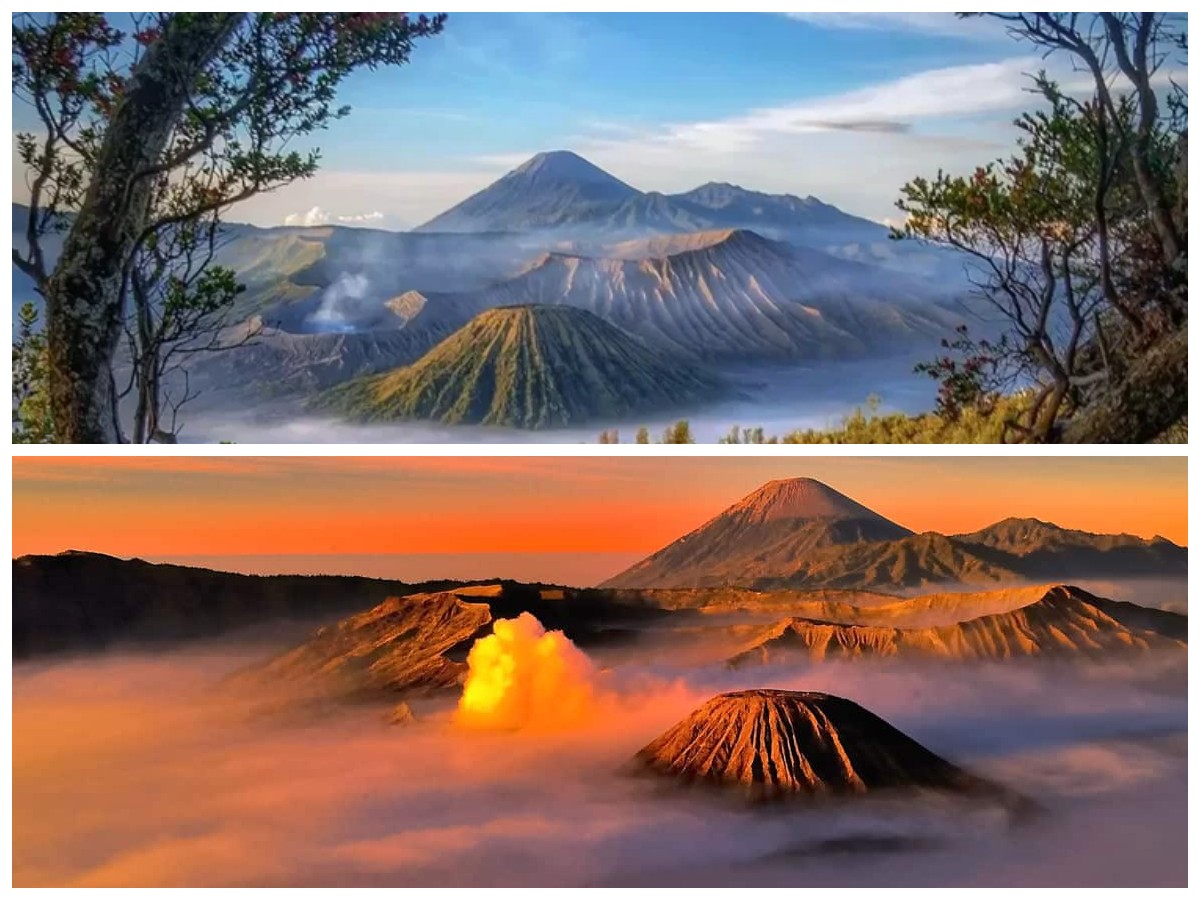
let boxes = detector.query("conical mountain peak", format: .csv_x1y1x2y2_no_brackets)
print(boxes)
416,151,638,232
316,304,717,428
510,150,632,188
601,478,913,590
636,690,1000,801
725,477,897,526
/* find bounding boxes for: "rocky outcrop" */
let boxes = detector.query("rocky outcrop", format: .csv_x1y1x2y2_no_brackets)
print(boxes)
387,702,417,726
635,690,997,801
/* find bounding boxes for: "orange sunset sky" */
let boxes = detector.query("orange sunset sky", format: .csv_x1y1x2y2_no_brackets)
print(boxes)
14,456,1185,580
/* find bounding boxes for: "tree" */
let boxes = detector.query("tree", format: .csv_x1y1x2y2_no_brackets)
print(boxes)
900,96,1120,438
12,12,446,441
661,420,695,444
13,304,56,443
719,425,772,444
976,13,1186,267
898,13,1186,442
597,428,619,444
124,240,246,443
634,426,650,444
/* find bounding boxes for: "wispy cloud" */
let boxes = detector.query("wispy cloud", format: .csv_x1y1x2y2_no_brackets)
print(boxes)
612,57,1060,153
334,211,384,225
782,12,1005,40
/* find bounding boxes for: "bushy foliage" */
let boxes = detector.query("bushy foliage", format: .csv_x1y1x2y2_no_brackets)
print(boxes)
12,303,56,443
596,420,694,444
661,420,695,444
897,13,1186,442
779,394,1031,444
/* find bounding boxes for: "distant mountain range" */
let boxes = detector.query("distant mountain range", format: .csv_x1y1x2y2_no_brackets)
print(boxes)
417,150,870,235
415,151,914,259
11,151,975,425
11,551,422,658
603,477,1186,590
317,304,720,428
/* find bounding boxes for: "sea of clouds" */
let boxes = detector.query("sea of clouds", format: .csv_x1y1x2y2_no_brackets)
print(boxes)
12,620,1187,888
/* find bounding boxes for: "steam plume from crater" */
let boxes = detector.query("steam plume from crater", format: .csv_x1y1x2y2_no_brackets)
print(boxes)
456,613,596,730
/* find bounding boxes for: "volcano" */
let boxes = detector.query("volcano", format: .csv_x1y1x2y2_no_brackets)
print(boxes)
603,478,914,589
417,150,640,233
317,304,719,428
636,690,998,802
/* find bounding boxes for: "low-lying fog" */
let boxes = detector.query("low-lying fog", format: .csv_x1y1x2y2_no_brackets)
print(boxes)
179,357,937,444
13,627,1186,887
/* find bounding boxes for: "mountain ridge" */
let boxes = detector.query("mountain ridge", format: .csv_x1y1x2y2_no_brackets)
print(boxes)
728,585,1188,665
414,151,886,243
603,479,1186,590
403,227,961,361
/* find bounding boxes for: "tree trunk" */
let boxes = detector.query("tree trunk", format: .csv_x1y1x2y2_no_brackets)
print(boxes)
44,13,243,442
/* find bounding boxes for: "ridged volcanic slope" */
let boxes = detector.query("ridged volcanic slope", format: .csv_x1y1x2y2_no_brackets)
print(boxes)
319,304,719,428
728,585,1188,666
636,690,995,801
438,229,957,360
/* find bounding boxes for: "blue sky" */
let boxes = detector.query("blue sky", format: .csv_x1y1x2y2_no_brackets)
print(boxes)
10,13,1131,228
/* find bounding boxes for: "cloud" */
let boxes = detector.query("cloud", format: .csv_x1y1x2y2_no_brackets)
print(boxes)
11,645,1187,887
782,12,1004,40
807,120,911,135
282,207,387,228
623,58,1061,153
235,169,502,231
283,206,330,227
476,56,1097,219
238,53,1170,227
